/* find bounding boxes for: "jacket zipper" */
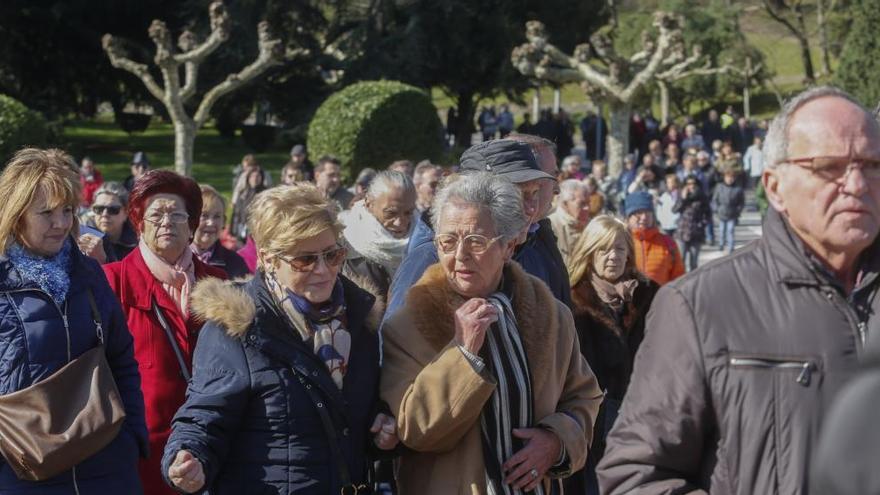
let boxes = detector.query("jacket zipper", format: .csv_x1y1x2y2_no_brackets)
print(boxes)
5,289,80,490
729,357,816,386
71,464,80,495
823,289,866,354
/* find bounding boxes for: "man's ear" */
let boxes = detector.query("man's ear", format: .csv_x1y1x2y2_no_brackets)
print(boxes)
364,195,373,210
763,168,786,214
502,238,517,261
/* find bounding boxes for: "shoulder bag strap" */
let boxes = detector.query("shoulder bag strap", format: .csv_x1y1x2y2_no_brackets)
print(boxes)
85,288,104,345
151,297,192,382
291,368,367,494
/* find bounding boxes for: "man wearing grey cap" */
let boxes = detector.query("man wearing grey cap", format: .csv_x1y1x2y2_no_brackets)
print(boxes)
287,144,314,181
384,138,567,322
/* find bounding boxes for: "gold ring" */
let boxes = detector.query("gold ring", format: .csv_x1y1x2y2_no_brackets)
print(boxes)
530,468,539,479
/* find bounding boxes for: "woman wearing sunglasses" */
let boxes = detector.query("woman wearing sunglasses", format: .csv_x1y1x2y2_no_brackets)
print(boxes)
103,170,227,495
162,183,397,494
86,181,138,263
381,172,602,494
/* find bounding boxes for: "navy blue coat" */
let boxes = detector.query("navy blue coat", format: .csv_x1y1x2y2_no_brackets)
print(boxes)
0,245,147,494
162,274,381,494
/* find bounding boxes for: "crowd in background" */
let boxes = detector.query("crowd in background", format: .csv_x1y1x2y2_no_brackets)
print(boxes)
1,86,878,495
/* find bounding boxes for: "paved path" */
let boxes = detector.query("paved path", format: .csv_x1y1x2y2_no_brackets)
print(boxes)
698,192,763,266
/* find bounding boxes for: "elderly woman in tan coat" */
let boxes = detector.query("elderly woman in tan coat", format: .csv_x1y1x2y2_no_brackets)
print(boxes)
381,172,603,494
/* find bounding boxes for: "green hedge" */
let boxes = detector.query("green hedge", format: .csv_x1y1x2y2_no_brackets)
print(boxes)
307,80,443,180
0,94,48,166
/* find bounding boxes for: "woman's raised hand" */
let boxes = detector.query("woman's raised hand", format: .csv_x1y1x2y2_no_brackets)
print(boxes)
453,298,499,354
370,413,399,450
168,450,205,494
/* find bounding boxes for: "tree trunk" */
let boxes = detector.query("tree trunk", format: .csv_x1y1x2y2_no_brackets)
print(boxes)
658,81,670,128
817,0,832,76
794,6,816,82
743,57,752,119
174,120,195,176
606,102,631,179
454,91,476,148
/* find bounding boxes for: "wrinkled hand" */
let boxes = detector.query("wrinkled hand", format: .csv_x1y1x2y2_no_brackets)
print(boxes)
453,298,498,354
370,413,399,450
77,234,106,264
503,428,562,492
168,450,205,494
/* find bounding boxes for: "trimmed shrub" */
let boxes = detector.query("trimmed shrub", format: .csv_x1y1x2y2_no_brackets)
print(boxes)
835,0,880,107
0,95,48,166
307,80,443,179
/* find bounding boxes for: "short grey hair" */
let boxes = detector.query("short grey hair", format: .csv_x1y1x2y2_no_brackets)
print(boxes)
366,170,415,200
559,179,588,201
93,181,129,207
562,155,581,169
764,86,866,168
413,161,441,186
431,172,528,242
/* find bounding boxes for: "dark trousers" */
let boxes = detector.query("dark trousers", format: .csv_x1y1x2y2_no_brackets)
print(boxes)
679,240,702,271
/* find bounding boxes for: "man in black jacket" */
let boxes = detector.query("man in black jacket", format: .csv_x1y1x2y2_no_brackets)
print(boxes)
599,86,880,495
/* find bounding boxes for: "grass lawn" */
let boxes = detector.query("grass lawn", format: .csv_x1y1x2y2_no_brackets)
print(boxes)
61,117,291,199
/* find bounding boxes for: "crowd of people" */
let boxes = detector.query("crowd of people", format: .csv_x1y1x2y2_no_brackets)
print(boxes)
0,85,877,495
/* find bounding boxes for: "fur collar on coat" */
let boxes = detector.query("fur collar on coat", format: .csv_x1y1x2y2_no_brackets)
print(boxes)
189,273,384,339
404,261,561,394
571,271,658,337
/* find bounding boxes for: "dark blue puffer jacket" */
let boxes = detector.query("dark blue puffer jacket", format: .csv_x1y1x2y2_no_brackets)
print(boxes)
162,273,381,494
0,246,147,494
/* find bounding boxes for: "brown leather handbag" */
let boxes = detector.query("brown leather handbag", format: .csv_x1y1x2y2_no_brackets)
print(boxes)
0,289,126,481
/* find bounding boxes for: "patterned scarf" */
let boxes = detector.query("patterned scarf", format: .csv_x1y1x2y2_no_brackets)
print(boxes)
139,239,196,317
7,238,73,306
264,269,350,389
480,291,548,495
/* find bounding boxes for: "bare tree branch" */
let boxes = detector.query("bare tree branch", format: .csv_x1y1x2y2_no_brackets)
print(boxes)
174,2,230,64
193,21,283,127
101,34,165,102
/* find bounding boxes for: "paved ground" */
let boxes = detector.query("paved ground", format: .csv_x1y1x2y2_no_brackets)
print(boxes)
698,191,763,266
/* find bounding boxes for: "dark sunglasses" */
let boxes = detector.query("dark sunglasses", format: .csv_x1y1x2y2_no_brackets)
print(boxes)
92,205,123,215
279,245,347,272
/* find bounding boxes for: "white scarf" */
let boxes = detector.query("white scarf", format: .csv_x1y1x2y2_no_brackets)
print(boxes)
339,200,413,275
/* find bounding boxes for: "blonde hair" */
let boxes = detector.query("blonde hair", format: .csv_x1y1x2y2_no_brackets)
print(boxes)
200,184,226,213
567,215,636,287
247,183,343,266
0,148,81,254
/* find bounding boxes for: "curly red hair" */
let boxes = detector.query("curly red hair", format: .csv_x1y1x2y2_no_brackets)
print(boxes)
128,169,202,233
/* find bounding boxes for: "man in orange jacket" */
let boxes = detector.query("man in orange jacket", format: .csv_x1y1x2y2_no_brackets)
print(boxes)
625,191,685,285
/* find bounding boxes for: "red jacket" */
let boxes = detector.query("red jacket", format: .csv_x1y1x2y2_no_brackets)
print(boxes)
103,248,226,495
80,169,104,206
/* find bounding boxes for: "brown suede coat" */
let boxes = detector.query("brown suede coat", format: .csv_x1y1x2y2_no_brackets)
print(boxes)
381,262,603,494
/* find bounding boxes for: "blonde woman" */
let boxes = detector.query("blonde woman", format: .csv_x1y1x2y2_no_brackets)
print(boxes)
163,183,397,494
0,148,146,493
567,214,659,493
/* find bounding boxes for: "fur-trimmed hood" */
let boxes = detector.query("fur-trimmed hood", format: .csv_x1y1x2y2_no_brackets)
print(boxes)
402,261,564,391
190,273,385,339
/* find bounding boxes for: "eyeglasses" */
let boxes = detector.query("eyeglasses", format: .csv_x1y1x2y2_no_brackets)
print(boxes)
144,211,190,225
780,156,880,182
435,233,503,254
279,245,347,272
92,205,122,216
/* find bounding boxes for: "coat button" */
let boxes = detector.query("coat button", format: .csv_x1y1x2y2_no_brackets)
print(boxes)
248,335,257,342
312,370,319,377
317,402,323,408
342,428,349,436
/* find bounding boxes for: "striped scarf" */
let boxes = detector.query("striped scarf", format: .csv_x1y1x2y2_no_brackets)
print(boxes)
480,292,550,495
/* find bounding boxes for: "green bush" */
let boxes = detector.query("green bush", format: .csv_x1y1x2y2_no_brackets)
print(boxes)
307,80,443,180
0,94,48,166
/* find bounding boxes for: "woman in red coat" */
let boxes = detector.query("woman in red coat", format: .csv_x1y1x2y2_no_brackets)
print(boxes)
104,170,226,495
